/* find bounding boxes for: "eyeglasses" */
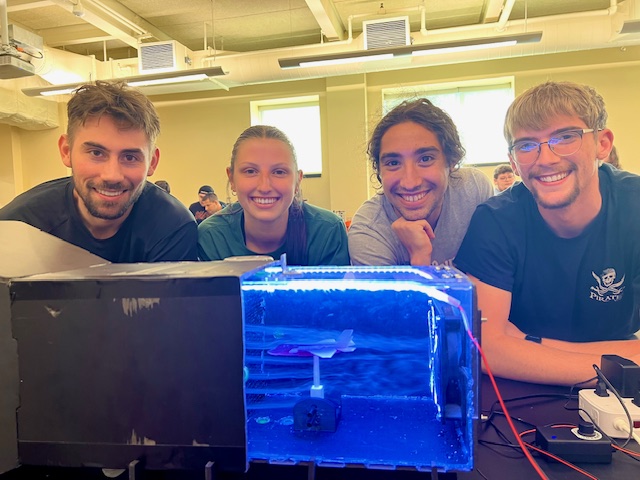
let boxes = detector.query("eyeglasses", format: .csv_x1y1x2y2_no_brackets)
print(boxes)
497,174,514,181
509,128,595,165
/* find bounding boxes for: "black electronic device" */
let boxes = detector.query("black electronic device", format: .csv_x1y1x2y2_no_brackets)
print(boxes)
601,354,640,398
534,424,612,464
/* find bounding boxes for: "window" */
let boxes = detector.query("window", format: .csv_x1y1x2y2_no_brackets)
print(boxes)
382,78,514,166
250,96,323,176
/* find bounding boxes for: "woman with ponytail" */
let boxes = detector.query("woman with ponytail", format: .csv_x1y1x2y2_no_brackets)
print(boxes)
198,125,349,266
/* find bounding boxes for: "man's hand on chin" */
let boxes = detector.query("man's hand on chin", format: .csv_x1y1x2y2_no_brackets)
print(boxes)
391,217,435,266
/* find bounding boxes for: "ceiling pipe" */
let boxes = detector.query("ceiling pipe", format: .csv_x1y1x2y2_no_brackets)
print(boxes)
47,0,139,48
420,5,427,36
496,0,516,32
88,0,146,36
305,0,346,41
0,0,9,48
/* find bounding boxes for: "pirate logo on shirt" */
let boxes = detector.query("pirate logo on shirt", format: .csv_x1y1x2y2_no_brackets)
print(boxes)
590,268,625,302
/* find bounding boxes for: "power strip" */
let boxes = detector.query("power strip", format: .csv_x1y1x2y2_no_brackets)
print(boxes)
579,389,640,439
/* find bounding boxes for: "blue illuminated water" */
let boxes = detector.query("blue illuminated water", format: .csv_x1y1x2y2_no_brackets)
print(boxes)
240,283,475,471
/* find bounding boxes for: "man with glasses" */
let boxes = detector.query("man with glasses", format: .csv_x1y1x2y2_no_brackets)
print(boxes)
454,81,640,386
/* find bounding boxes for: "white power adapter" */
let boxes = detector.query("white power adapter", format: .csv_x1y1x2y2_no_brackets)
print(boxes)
579,388,640,439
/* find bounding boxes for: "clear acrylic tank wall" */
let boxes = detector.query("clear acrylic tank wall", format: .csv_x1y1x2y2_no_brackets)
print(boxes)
240,263,479,473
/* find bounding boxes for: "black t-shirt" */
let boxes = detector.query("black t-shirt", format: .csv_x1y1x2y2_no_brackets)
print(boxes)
454,164,640,342
189,200,228,224
0,178,198,263
189,201,207,224
189,201,205,216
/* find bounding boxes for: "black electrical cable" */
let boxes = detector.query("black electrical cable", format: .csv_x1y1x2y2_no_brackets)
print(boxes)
593,364,634,448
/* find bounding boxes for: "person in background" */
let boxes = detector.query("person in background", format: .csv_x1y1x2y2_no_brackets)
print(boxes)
200,191,222,221
0,81,197,263
154,180,171,193
454,81,640,386
189,185,215,224
492,164,516,194
604,145,622,169
198,125,349,266
348,98,493,266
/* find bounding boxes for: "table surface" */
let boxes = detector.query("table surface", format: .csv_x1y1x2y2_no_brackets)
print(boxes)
2,375,638,480
461,375,640,480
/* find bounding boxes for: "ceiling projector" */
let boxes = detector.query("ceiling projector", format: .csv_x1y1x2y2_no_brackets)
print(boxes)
0,24,43,80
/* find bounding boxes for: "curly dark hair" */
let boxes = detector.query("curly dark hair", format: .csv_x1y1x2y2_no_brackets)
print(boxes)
367,98,466,185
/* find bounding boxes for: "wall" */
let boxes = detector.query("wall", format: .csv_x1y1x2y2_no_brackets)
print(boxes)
0,125,18,206
152,79,334,209
3,45,640,217
0,103,65,208
18,125,67,188
324,75,370,219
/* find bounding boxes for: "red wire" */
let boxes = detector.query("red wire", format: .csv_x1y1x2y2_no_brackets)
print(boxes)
613,445,640,457
465,327,550,480
471,322,604,480
461,304,609,480
519,426,600,480
524,443,599,480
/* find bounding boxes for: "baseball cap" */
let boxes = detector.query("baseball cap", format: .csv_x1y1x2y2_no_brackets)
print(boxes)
198,185,214,194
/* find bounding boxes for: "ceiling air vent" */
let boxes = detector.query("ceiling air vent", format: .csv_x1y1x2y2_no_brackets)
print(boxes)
138,40,190,74
363,16,410,50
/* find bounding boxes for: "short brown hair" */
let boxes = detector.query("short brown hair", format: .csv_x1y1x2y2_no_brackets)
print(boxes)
493,164,513,179
504,81,607,147
202,192,219,202
66,80,161,147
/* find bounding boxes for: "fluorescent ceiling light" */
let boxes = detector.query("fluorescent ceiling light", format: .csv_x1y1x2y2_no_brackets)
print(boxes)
127,73,210,87
412,40,517,56
299,53,393,68
21,66,226,97
279,50,400,69
279,32,542,69
40,87,78,96
411,33,541,56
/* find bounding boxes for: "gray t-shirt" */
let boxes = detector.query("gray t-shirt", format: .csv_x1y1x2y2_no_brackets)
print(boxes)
348,167,493,266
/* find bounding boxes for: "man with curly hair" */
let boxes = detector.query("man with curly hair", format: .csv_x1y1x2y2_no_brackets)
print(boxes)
348,99,492,266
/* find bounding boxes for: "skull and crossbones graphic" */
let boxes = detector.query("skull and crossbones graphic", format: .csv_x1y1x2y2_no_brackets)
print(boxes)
590,268,625,296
